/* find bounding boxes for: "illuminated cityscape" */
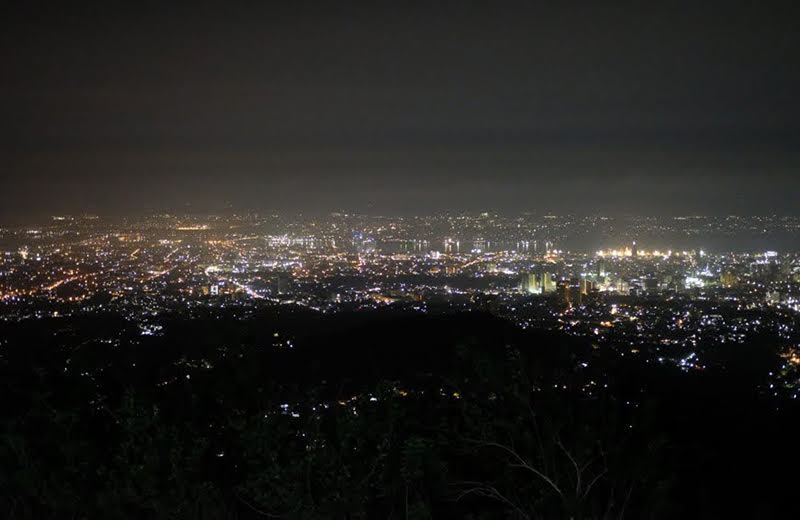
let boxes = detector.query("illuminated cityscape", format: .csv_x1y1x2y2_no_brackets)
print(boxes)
3,213,800,391
4,0,800,517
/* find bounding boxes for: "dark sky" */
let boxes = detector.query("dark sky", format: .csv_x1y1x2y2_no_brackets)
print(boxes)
2,2,799,218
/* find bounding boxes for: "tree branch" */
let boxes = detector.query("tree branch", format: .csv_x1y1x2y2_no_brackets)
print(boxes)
469,440,563,497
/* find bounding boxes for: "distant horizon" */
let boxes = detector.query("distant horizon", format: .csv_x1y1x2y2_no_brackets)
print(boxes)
4,207,800,224
3,211,798,254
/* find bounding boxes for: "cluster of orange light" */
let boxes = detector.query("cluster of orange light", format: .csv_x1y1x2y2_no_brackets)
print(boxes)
780,349,800,366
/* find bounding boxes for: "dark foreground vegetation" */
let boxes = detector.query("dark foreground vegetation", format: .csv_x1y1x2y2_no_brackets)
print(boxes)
0,307,797,518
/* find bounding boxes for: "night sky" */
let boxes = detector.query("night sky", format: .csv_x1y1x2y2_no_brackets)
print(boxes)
2,2,799,219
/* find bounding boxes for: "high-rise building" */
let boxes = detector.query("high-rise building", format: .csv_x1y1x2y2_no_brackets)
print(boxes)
580,278,596,295
519,273,538,293
557,278,584,306
541,272,556,293
519,272,556,294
